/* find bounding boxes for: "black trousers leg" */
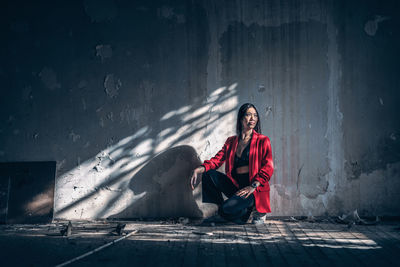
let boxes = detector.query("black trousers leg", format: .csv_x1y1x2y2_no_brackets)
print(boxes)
202,169,237,205
202,170,254,223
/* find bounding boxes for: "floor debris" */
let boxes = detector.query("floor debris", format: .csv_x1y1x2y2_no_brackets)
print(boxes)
192,230,213,236
178,217,189,224
283,216,328,223
110,223,126,236
60,221,73,237
336,209,380,227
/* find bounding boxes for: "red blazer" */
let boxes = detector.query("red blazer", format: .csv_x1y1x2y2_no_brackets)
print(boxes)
202,130,274,213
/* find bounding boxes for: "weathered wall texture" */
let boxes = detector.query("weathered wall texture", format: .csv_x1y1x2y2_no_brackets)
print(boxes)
0,0,399,219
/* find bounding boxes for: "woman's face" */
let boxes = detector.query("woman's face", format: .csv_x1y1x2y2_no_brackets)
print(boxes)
241,107,258,132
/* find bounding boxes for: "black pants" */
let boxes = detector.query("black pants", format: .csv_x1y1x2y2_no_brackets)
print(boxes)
202,169,254,224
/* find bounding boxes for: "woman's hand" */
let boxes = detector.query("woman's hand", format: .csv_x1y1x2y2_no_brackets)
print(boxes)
190,166,205,190
235,186,256,198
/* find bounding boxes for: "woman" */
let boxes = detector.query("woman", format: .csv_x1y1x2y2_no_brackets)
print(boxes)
190,103,274,224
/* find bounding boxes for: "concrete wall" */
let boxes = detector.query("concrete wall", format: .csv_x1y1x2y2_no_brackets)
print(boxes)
0,0,399,219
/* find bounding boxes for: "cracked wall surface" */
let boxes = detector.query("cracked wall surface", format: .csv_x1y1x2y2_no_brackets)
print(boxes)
0,0,399,219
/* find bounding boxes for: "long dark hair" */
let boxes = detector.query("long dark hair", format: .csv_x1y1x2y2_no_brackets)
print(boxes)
236,103,261,135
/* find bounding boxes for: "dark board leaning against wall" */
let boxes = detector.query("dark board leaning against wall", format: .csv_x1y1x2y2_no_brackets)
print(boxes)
0,161,56,224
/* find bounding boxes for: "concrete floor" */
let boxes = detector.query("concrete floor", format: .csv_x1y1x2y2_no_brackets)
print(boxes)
1,219,400,267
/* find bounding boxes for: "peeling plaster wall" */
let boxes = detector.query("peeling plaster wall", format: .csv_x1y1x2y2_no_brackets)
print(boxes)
0,0,399,219
337,0,400,216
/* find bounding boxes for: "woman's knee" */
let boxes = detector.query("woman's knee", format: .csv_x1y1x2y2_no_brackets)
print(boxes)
203,169,218,183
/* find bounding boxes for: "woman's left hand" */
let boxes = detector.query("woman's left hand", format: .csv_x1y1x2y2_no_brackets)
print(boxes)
235,186,256,199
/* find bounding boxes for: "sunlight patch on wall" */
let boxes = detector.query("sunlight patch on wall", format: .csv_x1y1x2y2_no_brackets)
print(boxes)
54,85,238,220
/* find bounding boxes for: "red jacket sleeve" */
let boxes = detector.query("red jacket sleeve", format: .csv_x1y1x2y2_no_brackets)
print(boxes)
253,136,274,185
201,137,232,172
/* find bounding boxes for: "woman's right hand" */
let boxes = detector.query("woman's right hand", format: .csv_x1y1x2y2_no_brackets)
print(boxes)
190,166,205,190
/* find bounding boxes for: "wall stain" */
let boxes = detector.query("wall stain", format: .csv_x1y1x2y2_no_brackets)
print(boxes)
364,15,390,36
345,135,400,179
39,67,60,90
104,74,121,98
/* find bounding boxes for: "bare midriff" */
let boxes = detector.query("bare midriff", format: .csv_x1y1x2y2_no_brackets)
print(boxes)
236,165,249,174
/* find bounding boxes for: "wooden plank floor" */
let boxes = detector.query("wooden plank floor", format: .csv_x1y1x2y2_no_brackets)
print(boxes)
1,219,400,266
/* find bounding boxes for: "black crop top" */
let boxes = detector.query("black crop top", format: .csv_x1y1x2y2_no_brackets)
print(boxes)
233,137,251,188
234,142,250,167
